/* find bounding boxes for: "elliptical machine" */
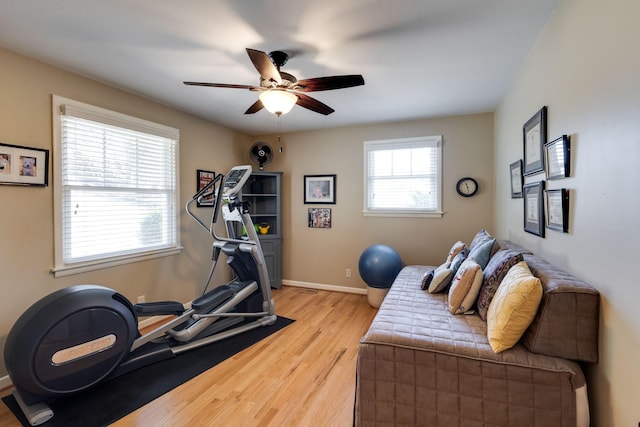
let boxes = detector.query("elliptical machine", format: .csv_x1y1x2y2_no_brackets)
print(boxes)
4,165,276,426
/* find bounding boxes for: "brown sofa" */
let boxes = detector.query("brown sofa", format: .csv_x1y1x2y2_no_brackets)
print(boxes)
354,239,599,427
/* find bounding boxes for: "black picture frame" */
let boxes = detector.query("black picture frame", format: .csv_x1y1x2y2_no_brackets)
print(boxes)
545,135,570,180
523,181,545,237
546,188,569,232
510,159,523,198
308,208,332,228
196,169,215,207
523,106,547,176
0,142,49,186
304,174,336,204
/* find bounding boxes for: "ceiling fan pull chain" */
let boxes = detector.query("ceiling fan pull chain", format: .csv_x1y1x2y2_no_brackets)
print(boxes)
277,116,283,153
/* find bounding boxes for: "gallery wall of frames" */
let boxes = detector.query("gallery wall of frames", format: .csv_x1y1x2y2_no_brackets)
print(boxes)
510,106,571,237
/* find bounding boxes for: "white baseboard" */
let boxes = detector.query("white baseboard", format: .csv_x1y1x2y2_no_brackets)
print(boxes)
282,280,367,295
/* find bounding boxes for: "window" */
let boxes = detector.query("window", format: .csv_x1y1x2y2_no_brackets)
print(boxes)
363,136,443,217
52,96,180,277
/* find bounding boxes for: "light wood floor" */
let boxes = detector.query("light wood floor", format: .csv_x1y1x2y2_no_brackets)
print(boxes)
0,286,377,427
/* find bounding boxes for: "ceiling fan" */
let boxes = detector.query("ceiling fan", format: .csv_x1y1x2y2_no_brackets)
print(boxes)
184,48,365,116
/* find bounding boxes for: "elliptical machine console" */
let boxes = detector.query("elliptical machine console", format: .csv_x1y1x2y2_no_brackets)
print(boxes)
4,165,276,426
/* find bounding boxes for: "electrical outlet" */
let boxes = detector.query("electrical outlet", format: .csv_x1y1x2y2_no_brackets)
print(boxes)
346,268,352,278
137,295,145,304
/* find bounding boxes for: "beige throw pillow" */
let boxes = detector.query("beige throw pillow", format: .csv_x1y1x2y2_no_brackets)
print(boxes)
447,257,483,314
446,241,466,263
486,261,543,353
427,262,453,294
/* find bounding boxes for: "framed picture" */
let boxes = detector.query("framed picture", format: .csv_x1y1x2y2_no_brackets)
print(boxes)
523,181,545,237
308,208,332,228
196,169,215,207
545,135,570,180
304,174,336,204
523,106,547,176
510,159,523,198
0,142,49,186
546,188,569,232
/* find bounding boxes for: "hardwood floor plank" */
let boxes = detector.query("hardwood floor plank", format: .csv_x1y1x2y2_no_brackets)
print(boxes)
0,286,376,427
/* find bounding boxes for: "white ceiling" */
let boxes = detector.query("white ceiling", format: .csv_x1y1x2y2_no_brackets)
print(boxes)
0,0,557,136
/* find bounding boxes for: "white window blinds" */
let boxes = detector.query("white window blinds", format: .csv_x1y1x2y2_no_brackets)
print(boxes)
363,136,442,216
53,96,180,275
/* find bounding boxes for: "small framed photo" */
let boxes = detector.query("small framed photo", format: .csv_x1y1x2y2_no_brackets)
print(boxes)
523,181,545,237
0,142,49,186
510,159,523,198
304,174,336,204
545,135,570,180
308,208,332,228
523,106,547,176
196,169,215,207
546,188,569,232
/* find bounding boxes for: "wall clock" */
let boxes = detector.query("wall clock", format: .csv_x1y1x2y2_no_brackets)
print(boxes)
456,177,479,197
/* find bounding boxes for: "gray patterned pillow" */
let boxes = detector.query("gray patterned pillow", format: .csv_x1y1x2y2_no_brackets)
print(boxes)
477,249,524,320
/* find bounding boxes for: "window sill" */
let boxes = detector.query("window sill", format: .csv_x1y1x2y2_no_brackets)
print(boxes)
362,210,444,218
52,246,183,278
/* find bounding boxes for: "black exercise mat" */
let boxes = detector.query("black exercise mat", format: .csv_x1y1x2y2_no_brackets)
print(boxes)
3,316,294,427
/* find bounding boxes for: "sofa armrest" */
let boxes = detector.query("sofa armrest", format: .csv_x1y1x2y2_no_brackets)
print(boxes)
522,254,600,363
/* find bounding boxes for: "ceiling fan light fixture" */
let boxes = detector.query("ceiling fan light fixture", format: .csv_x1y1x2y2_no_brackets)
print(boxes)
259,90,297,116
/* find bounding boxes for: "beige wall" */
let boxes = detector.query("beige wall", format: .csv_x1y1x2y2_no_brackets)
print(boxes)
494,0,640,425
248,112,495,290
0,47,250,375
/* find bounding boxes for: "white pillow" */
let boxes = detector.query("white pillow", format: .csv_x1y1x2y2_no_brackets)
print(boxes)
427,262,453,294
448,257,483,314
446,241,466,263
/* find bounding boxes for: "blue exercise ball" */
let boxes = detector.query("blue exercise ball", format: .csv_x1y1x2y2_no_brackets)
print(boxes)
358,244,403,289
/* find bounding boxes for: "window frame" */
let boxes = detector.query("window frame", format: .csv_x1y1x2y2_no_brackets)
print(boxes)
51,95,182,277
363,135,443,218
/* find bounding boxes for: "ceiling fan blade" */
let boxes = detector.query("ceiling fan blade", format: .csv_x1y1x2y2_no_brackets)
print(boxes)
294,75,364,92
295,93,335,115
246,48,282,85
183,81,257,90
244,99,264,114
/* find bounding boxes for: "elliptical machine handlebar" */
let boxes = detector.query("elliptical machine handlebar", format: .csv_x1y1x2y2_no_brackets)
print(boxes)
185,165,254,244
186,172,225,232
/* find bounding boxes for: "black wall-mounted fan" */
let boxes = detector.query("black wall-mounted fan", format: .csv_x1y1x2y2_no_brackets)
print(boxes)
249,142,273,170
184,48,364,115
